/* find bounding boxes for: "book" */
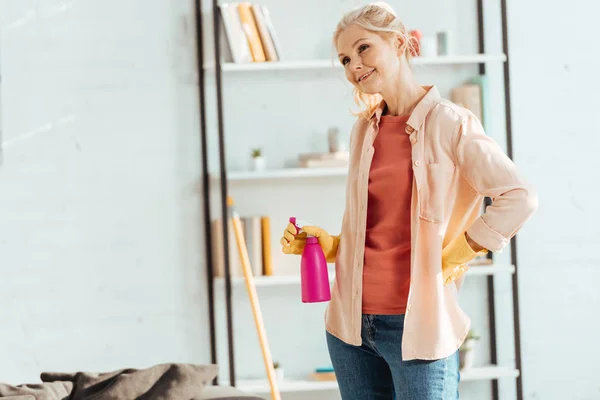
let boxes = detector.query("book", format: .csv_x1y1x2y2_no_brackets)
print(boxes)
299,159,349,168
260,5,283,60
310,371,337,381
451,83,482,122
298,151,349,162
219,3,252,63
298,151,350,168
261,216,273,275
469,74,490,131
212,215,271,277
211,218,243,277
237,2,266,62
242,216,263,276
219,3,282,63
251,4,278,62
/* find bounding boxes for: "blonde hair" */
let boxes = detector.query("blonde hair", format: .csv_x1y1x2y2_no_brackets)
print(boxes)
333,2,418,120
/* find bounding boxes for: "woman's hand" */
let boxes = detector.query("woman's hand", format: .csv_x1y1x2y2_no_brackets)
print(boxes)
442,232,488,285
280,223,340,262
280,222,307,255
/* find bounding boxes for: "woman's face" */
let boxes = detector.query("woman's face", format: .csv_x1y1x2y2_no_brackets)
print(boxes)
336,24,402,95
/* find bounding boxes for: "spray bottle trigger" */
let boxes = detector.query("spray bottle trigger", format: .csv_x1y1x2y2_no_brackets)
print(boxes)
289,216,317,236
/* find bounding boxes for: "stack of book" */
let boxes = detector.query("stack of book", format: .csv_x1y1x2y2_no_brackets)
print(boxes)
309,366,336,382
451,75,490,131
212,215,274,277
298,151,349,168
219,2,282,63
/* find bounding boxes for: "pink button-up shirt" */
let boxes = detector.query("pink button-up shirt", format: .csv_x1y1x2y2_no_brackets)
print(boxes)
325,85,538,360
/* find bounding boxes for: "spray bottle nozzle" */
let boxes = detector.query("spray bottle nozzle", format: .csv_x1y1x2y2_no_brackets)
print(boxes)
289,216,318,237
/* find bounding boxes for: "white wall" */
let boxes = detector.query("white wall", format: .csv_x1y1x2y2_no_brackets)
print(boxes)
0,0,210,384
508,1,600,399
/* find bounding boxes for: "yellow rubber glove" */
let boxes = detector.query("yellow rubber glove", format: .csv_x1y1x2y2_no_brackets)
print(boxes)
280,222,340,263
442,232,488,285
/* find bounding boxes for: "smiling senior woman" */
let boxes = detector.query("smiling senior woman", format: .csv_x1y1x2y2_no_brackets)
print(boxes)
280,2,538,399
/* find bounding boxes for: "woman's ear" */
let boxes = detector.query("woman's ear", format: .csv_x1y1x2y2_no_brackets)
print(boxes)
394,33,406,56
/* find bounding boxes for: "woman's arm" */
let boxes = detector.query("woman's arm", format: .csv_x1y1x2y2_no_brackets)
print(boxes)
465,232,485,252
452,112,538,252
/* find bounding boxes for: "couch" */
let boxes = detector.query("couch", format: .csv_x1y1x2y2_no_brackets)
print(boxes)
0,363,264,400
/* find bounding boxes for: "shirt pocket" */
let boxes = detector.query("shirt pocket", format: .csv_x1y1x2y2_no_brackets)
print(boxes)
418,162,456,223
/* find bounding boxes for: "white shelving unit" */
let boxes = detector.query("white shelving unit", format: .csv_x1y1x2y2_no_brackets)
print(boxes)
201,2,524,398
203,54,507,72
237,365,519,394
215,263,515,287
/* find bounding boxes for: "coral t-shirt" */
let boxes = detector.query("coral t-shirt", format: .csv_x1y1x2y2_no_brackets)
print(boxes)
362,114,412,315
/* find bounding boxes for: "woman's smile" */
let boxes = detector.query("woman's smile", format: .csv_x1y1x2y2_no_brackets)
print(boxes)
358,69,376,82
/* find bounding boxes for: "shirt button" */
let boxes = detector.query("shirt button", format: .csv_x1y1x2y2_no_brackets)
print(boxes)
414,160,421,167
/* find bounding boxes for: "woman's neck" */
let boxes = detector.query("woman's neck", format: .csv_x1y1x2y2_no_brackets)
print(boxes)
381,62,427,117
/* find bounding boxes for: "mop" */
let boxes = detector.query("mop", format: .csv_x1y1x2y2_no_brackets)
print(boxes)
227,196,281,400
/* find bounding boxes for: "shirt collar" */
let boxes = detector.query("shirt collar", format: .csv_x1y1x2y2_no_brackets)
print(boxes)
369,85,441,131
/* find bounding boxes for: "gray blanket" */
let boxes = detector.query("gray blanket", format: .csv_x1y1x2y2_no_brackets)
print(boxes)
0,363,218,400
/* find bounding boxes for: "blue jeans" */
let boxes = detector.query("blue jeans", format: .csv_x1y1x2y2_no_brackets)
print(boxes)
326,314,460,400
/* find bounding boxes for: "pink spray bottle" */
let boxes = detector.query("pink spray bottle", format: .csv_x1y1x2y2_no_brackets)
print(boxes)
289,217,331,303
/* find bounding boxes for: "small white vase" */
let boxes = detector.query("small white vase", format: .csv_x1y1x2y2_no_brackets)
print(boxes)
419,36,438,57
459,339,477,370
460,349,475,370
251,156,266,171
274,367,284,382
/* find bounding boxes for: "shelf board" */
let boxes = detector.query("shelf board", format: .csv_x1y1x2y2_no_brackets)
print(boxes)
222,60,339,72
211,167,348,182
206,54,506,72
235,365,519,393
236,378,338,393
464,263,515,276
214,263,514,287
216,272,336,287
412,54,507,65
460,365,520,381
